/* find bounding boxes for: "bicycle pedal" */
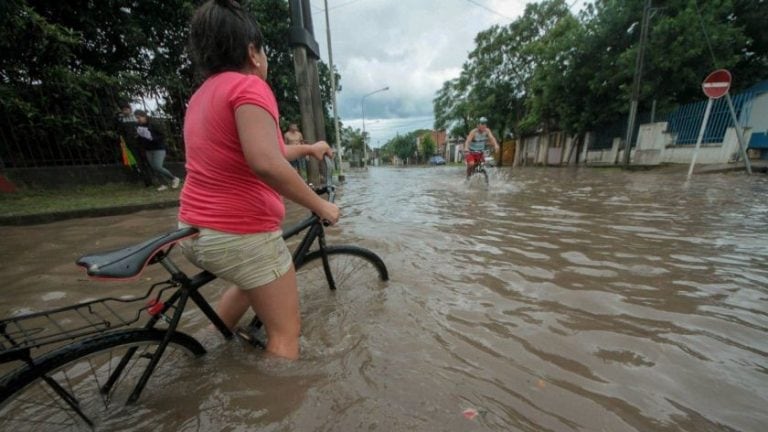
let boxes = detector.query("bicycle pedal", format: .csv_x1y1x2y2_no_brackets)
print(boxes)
235,326,266,349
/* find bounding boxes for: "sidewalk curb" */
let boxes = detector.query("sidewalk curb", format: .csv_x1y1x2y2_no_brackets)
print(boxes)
0,200,179,226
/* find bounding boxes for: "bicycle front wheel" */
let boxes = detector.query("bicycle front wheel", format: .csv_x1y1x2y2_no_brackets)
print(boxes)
297,245,389,291
0,329,205,431
471,166,489,186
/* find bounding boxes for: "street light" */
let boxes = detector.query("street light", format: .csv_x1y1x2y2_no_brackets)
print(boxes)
361,86,388,166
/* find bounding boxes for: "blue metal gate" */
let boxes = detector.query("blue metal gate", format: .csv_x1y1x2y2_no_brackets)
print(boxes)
665,91,754,145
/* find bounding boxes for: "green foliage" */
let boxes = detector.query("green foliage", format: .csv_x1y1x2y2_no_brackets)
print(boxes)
0,182,180,218
379,129,430,163
1,0,339,168
419,134,436,160
434,0,768,138
340,126,365,165
389,134,417,162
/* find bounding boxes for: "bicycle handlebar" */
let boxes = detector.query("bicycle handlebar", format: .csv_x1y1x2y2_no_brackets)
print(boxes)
323,155,336,204
307,157,335,198
306,155,336,227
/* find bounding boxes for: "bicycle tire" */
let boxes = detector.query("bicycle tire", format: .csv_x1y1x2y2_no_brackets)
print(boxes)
467,164,489,186
297,245,389,291
479,167,489,185
0,328,205,431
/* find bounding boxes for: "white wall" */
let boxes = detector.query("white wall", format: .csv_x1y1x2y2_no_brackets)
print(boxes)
584,121,752,165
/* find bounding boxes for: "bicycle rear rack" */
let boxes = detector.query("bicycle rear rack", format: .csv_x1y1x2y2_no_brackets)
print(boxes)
0,281,176,364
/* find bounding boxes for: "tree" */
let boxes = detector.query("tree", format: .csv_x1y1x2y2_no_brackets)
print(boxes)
433,0,576,140
420,134,436,161
380,130,427,164
340,126,365,166
433,0,768,144
0,0,129,166
0,0,341,168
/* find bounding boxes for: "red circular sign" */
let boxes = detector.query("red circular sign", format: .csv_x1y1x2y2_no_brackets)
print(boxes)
702,69,731,99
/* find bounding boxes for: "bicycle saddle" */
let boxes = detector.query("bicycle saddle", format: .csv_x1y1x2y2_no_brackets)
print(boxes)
76,227,199,279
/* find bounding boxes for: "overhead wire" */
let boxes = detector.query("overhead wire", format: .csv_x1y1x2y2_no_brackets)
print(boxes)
462,0,513,20
692,0,719,69
364,117,435,132
311,0,368,15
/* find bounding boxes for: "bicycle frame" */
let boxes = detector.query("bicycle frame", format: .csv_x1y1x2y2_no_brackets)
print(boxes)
109,204,335,404
0,160,339,408
114,186,336,404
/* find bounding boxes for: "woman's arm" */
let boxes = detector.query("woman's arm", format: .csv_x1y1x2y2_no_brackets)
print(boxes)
235,105,339,224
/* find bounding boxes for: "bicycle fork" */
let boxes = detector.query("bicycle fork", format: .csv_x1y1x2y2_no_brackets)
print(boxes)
317,229,337,291
292,222,337,290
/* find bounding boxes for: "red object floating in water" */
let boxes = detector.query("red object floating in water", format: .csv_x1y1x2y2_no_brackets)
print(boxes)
462,408,478,420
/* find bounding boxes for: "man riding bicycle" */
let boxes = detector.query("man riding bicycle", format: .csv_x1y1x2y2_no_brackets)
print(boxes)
463,116,500,180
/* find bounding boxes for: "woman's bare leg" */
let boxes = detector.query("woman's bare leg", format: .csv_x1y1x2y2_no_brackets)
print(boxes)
216,286,251,329
214,266,301,359
242,266,301,359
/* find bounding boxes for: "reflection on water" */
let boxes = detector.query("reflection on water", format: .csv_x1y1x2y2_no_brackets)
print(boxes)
1,166,767,431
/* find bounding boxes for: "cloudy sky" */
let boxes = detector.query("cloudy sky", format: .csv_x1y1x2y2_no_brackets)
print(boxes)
306,0,590,147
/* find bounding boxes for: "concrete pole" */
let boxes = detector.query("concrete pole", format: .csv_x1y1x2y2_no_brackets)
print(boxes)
323,0,343,179
622,0,652,167
687,97,714,178
289,0,327,184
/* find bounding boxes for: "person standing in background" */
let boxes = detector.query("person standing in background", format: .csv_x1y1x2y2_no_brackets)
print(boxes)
117,102,154,187
134,109,181,191
283,123,305,175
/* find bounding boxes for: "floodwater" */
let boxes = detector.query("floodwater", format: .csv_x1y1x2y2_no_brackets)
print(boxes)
1,165,767,431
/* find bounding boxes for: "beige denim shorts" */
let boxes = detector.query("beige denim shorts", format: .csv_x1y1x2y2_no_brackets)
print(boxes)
178,223,293,290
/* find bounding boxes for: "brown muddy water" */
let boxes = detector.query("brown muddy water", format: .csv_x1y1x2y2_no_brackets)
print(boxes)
0,166,767,431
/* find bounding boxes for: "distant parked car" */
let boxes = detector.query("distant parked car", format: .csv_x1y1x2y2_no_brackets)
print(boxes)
428,155,446,165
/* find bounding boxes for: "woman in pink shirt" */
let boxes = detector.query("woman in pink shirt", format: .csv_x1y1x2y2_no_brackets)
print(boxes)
180,0,339,359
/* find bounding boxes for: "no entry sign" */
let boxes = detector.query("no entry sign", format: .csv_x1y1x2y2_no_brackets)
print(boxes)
702,69,731,99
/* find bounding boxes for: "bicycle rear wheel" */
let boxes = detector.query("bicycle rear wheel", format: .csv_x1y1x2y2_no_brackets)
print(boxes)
297,245,389,291
0,329,205,431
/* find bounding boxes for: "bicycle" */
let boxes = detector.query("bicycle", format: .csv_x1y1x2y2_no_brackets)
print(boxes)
465,150,490,186
0,157,388,430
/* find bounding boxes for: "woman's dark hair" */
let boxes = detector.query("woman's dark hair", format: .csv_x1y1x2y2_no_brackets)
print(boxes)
189,0,264,78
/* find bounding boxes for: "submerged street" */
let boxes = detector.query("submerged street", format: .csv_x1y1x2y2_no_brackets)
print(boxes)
1,165,767,431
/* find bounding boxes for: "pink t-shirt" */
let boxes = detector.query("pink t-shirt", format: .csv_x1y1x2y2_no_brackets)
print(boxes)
179,72,286,234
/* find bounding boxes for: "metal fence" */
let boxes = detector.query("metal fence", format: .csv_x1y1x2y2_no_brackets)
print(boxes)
665,90,754,145
0,83,183,169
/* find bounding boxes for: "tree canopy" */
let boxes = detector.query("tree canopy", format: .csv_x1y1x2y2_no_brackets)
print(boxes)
433,0,768,139
0,0,339,167
378,129,432,164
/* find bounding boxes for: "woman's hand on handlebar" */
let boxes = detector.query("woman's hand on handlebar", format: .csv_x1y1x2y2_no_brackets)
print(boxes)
316,201,340,226
309,141,334,160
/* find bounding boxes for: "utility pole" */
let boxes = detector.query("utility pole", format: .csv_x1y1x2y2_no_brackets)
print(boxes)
323,0,343,180
622,0,652,167
289,0,326,184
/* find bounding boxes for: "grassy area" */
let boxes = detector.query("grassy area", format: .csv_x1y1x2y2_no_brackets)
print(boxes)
0,183,180,218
